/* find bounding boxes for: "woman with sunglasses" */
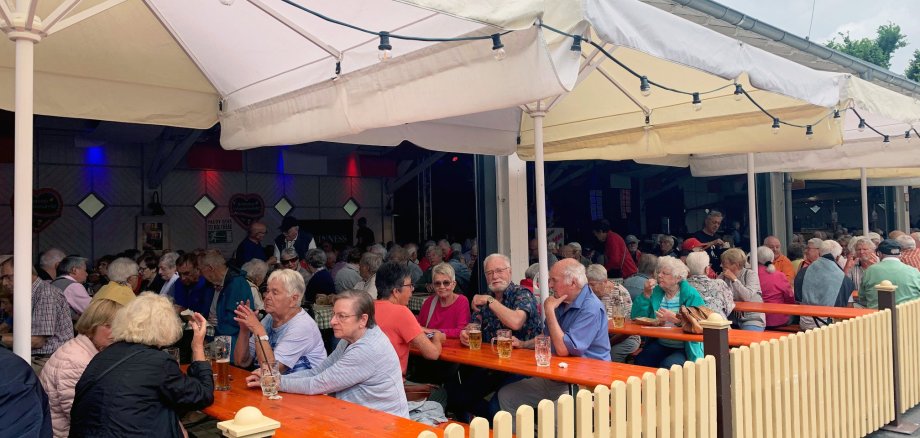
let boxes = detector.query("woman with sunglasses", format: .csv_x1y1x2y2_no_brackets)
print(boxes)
416,263,470,338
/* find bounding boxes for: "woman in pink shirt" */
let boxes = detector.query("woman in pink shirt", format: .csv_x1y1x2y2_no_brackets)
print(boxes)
417,263,470,338
756,246,796,328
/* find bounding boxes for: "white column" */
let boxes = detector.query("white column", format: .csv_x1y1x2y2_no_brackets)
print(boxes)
532,111,549,310
495,154,529,279
11,33,39,361
747,153,758,268
861,167,870,235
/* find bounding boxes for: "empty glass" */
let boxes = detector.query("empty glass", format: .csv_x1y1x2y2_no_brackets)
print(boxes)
534,335,551,367
260,362,282,400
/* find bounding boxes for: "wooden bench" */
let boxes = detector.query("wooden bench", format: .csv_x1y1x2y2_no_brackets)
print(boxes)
609,320,788,347
732,302,875,319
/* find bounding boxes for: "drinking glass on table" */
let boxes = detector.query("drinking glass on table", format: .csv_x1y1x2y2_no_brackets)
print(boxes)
491,328,513,359
612,304,626,329
260,362,282,400
213,335,232,391
534,335,551,367
465,323,482,350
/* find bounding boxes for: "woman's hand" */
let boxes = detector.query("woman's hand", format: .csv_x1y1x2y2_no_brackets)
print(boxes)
643,279,657,298
245,369,263,388
655,307,679,324
722,269,737,283
233,301,262,335
188,312,208,362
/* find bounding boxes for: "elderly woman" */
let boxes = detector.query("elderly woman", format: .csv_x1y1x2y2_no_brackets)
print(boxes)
657,235,679,258
845,237,876,301
137,255,161,293
69,293,212,437
247,290,409,417
685,252,734,319
623,254,657,300
354,252,383,299
755,246,795,328
631,256,706,368
719,248,765,331
416,263,470,338
233,269,327,374
587,264,640,363
92,257,140,306
241,258,268,310
40,298,123,437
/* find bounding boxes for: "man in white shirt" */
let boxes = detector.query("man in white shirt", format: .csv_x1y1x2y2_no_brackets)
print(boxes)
158,252,180,298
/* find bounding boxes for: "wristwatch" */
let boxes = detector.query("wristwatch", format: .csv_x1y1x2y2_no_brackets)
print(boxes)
258,334,269,342
487,297,496,306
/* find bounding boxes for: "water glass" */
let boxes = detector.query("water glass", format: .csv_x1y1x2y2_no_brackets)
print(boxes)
465,323,482,350
212,335,231,391
534,335,551,367
491,328,513,359
260,362,282,400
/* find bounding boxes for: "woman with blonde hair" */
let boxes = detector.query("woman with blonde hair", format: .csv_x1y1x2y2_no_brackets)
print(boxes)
40,298,123,437
416,262,470,338
719,248,765,331
69,293,213,437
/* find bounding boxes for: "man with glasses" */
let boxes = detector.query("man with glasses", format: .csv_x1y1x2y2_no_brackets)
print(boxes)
51,255,92,321
800,237,823,270
234,222,272,266
280,247,311,286
172,253,215,316
448,253,543,421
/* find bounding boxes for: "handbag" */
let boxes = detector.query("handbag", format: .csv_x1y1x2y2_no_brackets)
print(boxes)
404,382,438,402
677,305,715,334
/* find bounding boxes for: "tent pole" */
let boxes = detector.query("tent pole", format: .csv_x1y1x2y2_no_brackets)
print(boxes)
861,167,869,235
747,153,758,268
532,110,549,315
11,31,39,362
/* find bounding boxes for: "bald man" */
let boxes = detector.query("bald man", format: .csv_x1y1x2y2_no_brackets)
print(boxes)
234,222,273,265
764,236,795,284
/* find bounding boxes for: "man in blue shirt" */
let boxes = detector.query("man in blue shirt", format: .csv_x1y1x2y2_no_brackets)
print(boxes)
172,253,215,316
496,258,610,414
234,222,271,266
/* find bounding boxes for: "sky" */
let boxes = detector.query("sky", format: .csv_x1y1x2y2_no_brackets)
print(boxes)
715,0,919,76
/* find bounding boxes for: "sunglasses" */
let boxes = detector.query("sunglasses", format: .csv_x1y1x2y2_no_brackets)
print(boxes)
282,257,299,264
432,280,453,288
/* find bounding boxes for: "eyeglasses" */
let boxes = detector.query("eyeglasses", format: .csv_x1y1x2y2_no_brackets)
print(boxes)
331,313,357,321
485,267,510,277
282,258,299,265
432,280,452,288
400,282,413,289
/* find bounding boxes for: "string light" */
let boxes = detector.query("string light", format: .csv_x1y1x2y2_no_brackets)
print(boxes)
772,118,780,135
733,84,743,101
691,92,702,111
377,31,392,61
805,125,814,140
491,34,506,61
907,130,913,142
833,109,840,119
640,76,651,97
570,35,582,52
857,118,866,132
883,135,890,143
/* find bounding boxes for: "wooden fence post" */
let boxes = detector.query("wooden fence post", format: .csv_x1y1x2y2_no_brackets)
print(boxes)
877,280,920,434
701,313,733,438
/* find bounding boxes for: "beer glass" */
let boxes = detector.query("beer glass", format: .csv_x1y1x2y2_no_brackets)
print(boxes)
491,328,513,359
465,323,482,350
260,362,282,400
213,336,231,391
534,335,551,367
612,304,626,329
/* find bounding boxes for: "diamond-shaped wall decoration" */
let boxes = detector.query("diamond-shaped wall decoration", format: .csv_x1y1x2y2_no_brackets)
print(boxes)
275,197,293,217
343,197,360,217
810,205,821,213
194,195,216,217
78,193,106,219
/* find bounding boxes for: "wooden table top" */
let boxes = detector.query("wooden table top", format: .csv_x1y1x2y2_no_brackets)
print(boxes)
609,320,788,347
199,365,443,438
425,339,657,387
732,302,876,319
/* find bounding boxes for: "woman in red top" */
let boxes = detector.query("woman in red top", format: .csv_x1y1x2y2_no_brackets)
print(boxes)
755,246,796,328
417,263,470,338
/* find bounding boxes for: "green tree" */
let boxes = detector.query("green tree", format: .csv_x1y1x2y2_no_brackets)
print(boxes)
906,49,920,82
826,23,908,70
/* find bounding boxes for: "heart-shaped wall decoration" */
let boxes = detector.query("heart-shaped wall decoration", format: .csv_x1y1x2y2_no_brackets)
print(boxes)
229,193,265,228
11,188,64,233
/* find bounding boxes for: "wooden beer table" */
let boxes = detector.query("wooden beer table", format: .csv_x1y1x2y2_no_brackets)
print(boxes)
609,320,788,347
198,365,444,437
732,301,876,319
420,339,657,388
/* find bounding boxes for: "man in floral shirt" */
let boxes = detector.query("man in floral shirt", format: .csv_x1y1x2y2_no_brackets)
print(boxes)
447,253,543,421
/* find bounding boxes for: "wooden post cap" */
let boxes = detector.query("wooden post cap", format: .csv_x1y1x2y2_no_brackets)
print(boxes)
216,406,281,438
875,280,898,293
699,312,732,330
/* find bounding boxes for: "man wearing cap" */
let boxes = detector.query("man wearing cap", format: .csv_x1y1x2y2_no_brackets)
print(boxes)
625,235,642,265
681,238,716,279
859,239,920,309
273,216,315,263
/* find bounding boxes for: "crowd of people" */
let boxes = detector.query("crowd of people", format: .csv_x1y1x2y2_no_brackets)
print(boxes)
3,210,920,435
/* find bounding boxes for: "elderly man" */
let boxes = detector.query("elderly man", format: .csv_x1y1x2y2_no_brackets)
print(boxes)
199,250,255,348
562,242,591,268
234,222,272,265
36,248,65,282
273,216,316,262
528,238,558,268
334,249,362,293
387,246,422,284
860,239,920,308
447,254,543,421
591,219,637,279
172,253,215,316
0,258,74,375
354,252,382,299
157,252,180,298
794,240,854,330
799,237,823,270
303,249,335,305
691,210,726,273
51,256,92,320
497,259,610,417
764,236,795,284
897,234,920,271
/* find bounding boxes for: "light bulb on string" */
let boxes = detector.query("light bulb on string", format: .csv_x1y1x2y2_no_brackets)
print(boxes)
733,84,743,101
772,118,780,135
377,31,392,61
857,118,866,132
570,35,582,52
883,135,890,143
491,34,506,61
833,109,840,120
906,130,912,142
640,76,651,97
805,125,814,140
691,92,702,111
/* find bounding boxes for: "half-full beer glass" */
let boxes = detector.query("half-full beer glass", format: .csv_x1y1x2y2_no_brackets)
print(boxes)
534,335,551,367
213,336,231,391
465,323,482,350
491,328,513,359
